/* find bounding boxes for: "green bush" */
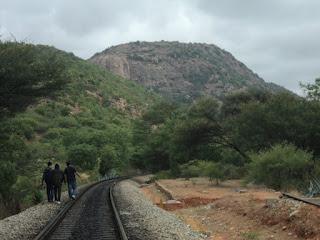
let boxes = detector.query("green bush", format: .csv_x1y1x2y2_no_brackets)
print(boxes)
99,145,119,176
152,170,174,181
1,117,37,140
220,148,247,167
180,163,202,178
247,144,313,190
67,144,98,170
32,189,43,204
11,175,36,205
205,162,227,185
63,128,109,148
33,120,50,134
77,117,106,129
35,102,70,118
222,164,245,179
179,160,231,184
0,161,17,200
0,42,67,115
28,142,66,161
180,160,208,178
44,128,67,140
241,232,260,240
55,116,78,128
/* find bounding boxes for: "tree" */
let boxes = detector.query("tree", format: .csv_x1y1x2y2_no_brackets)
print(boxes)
142,100,177,125
228,93,320,156
0,161,17,200
131,100,177,171
67,144,98,170
171,97,248,163
248,144,313,190
99,146,119,176
301,78,320,101
0,42,66,116
205,162,226,185
0,42,67,214
221,89,271,118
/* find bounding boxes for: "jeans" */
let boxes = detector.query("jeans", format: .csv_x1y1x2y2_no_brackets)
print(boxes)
67,181,77,199
53,184,62,201
46,183,53,202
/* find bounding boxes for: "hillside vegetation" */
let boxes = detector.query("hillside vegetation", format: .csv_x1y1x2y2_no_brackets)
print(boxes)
90,41,287,102
131,85,320,190
1,40,320,221
0,42,157,218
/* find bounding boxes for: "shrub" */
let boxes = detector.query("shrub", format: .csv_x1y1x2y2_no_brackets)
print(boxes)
55,116,78,128
67,144,98,170
179,160,229,184
241,232,260,240
32,189,43,204
205,162,227,185
222,164,245,179
247,144,313,190
1,117,37,140
63,128,109,148
220,148,247,167
180,163,202,178
33,120,50,133
11,175,35,205
151,170,174,181
35,102,70,118
99,145,119,176
0,161,17,200
44,128,67,140
180,160,209,178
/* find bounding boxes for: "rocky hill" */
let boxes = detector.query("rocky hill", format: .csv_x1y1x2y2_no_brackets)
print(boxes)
90,41,286,102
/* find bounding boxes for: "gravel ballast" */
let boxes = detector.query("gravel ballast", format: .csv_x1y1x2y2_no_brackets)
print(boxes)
0,185,86,240
0,201,60,240
114,180,204,240
1,180,204,240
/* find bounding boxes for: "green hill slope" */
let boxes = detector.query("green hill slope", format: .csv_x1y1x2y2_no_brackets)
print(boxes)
0,42,157,217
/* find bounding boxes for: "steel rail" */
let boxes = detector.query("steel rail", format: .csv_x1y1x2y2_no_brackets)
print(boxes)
282,192,320,207
110,183,128,240
34,179,126,240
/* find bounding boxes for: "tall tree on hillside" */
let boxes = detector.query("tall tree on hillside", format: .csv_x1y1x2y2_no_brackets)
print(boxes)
0,42,67,208
0,41,66,116
171,97,248,163
229,93,320,156
301,78,320,101
221,89,271,118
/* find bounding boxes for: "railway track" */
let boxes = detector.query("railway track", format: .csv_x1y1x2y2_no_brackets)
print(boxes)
282,192,320,207
34,180,128,240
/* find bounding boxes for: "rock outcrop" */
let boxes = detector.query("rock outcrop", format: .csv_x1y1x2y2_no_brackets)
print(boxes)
90,41,286,102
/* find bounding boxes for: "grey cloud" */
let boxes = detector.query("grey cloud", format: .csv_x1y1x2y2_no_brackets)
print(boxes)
0,0,319,94
194,0,320,25
54,1,141,35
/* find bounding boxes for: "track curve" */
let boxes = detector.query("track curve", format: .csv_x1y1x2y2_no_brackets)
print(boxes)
35,180,127,240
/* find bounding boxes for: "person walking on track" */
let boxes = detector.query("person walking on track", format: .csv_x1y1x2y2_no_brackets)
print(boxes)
51,163,65,204
42,161,53,202
64,161,80,200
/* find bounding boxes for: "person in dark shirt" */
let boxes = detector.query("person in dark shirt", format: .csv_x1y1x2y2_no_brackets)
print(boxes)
64,161,80,200
51,163,65,204
42,161,53,202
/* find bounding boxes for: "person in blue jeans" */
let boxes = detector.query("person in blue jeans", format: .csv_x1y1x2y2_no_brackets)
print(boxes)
64,161,80,200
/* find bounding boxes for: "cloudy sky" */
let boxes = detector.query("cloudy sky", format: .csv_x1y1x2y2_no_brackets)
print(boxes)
1,0,319,94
